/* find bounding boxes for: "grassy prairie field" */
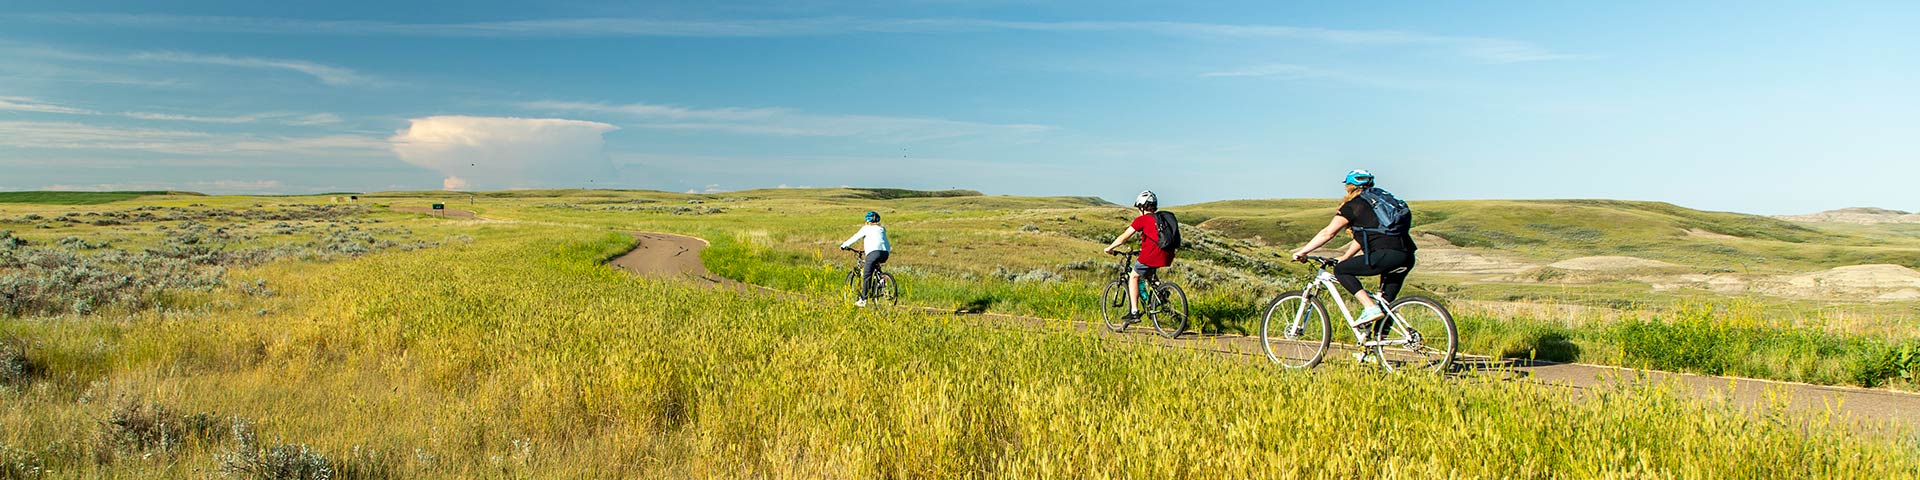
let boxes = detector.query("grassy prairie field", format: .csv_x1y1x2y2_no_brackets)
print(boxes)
2,190,1918,477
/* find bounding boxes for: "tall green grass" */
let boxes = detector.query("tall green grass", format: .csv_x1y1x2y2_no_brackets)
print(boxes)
4,224,1916,477
1455,306,1920,388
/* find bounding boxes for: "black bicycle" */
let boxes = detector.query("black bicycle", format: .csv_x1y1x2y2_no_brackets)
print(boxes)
842,248,898,307
1100,250,1188,338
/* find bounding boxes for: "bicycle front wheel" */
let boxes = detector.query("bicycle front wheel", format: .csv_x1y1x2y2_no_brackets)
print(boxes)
1384,296,1458,374
844,269,863,304
1149,283,1188,338
1100,281,1129,332
1260,291,1330,369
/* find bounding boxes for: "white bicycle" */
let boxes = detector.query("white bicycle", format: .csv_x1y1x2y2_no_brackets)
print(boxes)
1259,256,1457,373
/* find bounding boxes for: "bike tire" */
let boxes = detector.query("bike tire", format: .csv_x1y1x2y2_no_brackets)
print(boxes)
1260,291,1331,369
1149,283,1189,338
1100,281,1129,332
878,273,899,306
1385,296,1458,374
844,269,862,304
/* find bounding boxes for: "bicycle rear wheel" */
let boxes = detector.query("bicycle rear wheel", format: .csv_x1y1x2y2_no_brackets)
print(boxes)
877,273,899,306
1149,283,1188,338
1260,291,1330,369
1100,281,1130,332
1384,296,1458,374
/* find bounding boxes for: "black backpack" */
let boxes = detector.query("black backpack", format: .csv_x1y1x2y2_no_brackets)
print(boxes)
1349,188,1411,263
1151,211,1183,251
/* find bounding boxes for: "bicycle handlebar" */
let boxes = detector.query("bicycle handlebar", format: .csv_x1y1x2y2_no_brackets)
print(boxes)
1108,250,1140,256
1300,255,1340,267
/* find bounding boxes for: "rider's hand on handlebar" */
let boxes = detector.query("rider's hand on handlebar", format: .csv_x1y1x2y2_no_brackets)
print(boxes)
1290,250,1308,262
1103,246,1116,255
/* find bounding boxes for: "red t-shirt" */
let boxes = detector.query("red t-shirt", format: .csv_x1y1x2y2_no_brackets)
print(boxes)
1130,214,1172,267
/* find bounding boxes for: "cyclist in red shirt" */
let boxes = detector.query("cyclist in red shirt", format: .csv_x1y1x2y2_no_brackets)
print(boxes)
1102,190,1172,323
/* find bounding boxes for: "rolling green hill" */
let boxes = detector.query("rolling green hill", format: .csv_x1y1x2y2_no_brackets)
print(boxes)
0,191,200,205
1181,198,1920,272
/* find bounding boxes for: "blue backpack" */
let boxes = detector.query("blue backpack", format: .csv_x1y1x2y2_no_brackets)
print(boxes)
1350,188,1411,259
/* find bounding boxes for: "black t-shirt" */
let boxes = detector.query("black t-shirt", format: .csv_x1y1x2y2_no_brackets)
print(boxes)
1339,197,1416,252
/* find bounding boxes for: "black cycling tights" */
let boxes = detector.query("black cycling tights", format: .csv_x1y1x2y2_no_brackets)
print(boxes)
1333,249,1415,302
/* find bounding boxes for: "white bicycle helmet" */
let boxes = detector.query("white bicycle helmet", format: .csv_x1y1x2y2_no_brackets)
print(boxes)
1134,190,1158,209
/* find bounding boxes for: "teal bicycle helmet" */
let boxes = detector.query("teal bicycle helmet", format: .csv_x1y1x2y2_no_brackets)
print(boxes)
1344,169,1376,187
864,211,880,222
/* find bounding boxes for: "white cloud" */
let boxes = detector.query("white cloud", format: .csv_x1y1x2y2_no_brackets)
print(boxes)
520,100,1052,142
8,13,1577,63
389,115,619,191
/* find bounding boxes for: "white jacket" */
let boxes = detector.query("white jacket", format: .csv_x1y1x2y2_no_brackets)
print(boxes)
840,224,891,252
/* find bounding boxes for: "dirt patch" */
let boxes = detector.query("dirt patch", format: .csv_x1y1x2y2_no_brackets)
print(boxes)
1651,264,1920,300
1878,289,1920,301
609,232,743,288
1778,208,1920,224
1547,256,1682,271
391,206,476,219
1418,248,1536,276
1397,234,1535,276
1784,264,1920,288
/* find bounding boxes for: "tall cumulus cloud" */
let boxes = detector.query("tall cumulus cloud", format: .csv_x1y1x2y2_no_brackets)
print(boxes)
390,115,618,190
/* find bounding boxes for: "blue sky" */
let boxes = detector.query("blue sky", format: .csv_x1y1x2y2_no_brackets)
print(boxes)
1,1,1914,214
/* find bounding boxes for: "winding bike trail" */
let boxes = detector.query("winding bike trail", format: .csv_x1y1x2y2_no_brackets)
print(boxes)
609,231,1920,433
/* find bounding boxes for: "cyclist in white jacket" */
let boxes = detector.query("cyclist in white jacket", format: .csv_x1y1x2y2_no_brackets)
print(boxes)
839,211,892,306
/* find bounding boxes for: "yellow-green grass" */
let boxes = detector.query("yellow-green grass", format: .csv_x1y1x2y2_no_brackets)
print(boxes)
4,222,1916,477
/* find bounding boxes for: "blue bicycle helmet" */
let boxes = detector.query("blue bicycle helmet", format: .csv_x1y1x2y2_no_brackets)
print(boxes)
1343,169,1376,187
864,211,880,223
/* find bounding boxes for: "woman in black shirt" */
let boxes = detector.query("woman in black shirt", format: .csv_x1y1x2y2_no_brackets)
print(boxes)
1290,169,1417,328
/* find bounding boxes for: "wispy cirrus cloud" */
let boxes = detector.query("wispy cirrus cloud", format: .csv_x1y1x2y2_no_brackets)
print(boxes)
0,96,343,126
520,100,1053,141
8,13,1579,63
0,42,380,86
127,51,376,86
0,120,385,156
121,111,344,125
1200,64,1418,89
0,96,96,114
41,179,284,193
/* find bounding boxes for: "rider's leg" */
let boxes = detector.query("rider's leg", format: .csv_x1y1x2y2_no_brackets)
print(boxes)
1334,252,1404,324
860,250,886,300
1126,268,1142,314
1379,264,1411,303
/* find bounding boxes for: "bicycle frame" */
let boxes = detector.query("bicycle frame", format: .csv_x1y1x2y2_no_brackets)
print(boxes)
1109,251,1158,303
1292,264,1423,353
846,250,890,299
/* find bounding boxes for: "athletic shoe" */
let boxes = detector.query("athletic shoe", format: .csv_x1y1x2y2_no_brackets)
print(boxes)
1353,352,1374,364
1351,306,1385,327
1121,312,1142,324
855,299,867,307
